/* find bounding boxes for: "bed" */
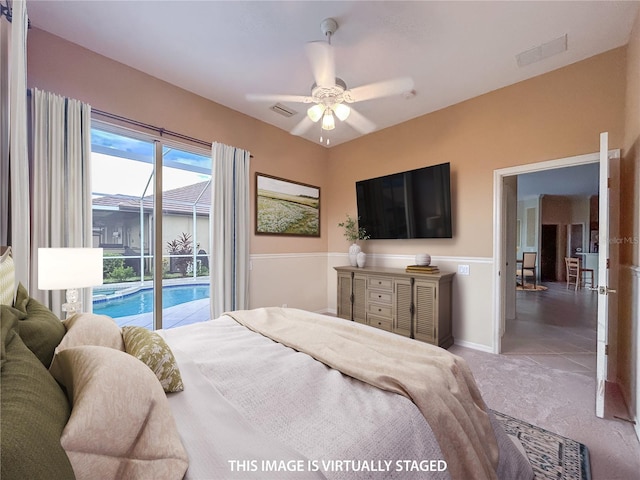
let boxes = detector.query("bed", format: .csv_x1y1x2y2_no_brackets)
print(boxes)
1,247,533,480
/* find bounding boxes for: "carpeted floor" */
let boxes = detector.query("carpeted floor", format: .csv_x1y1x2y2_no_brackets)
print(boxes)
450,345,640,480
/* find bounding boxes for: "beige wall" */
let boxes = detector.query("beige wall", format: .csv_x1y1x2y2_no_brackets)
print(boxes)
326,48,627,257
26,28,331,312
619,8,640,431
26,28,328,257
27,22,636,363
323,46,626,348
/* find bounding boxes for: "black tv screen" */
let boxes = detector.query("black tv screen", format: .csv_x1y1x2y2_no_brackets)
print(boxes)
356,162,452,239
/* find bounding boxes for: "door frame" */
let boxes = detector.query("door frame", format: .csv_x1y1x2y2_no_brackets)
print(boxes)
492,149,619,354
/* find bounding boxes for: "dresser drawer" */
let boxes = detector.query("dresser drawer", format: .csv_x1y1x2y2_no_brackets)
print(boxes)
368,315,392,332
367,290,392,304
367,303,392,318
367,276,393,291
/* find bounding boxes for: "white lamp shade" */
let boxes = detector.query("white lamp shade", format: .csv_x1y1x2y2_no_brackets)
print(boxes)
38,248,104,290
321,112,335,130
307,104,324,123
332,103,351,121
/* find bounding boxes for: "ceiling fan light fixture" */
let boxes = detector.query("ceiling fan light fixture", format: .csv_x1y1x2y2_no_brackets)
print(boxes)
307,104,324,122
333,103,350,121
322,111,335,130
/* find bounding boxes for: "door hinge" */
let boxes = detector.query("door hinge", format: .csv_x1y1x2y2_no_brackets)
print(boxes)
605,344,609,355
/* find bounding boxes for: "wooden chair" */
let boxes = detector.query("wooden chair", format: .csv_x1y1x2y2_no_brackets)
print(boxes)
517,252,537,289
565,256,595,290
565,257,580,291
579,258,595,288
581,268,595,288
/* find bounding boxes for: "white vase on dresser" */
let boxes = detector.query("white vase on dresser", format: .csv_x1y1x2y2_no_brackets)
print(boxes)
356,252,367,268
348,243,361,267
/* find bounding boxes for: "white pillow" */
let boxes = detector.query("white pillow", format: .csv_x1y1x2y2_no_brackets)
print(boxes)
49,345,188,480
56,312,124,352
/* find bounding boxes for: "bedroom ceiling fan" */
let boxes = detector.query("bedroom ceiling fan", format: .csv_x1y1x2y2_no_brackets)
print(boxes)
246,18,414,145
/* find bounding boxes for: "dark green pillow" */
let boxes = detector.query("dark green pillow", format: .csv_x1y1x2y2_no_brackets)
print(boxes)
1,306,75,480
13,283,65,367
1,306,24,367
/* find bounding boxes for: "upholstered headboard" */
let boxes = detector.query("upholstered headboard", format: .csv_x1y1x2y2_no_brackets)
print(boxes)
0,246,15,306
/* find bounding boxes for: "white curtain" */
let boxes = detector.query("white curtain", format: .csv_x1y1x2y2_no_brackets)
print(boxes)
210,142,251,318
29,88,93,313
0,0,30,288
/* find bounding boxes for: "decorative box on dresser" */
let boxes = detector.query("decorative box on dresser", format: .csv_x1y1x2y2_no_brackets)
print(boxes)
335,266,455,349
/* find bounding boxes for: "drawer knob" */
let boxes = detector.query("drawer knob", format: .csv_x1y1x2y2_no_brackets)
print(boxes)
378,295,382,298
378,308,382,312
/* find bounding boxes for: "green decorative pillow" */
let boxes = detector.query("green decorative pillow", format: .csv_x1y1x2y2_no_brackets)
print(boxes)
13,283,66,368
122,326,184,393
1,305,23,367
0,305,75,480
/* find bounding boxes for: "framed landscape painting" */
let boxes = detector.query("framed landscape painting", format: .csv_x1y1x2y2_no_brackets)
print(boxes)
255,173,320,237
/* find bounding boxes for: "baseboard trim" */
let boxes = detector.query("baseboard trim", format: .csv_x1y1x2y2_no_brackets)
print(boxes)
454,339,494,353
631,265,640,444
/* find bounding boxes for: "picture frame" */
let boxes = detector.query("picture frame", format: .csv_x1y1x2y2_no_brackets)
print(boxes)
255,173,320,237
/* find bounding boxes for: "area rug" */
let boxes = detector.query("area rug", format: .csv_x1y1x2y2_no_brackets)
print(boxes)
516,283,548,291
492,410,591,480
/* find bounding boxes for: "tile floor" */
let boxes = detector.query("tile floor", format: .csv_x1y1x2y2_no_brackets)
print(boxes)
114,297,211,330
501,281,598,377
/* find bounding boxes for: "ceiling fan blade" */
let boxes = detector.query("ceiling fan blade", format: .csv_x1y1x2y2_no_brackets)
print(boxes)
246,93,311,103
305,41,335,88
290,116,315,136
346,77,414,103
344,107,376,135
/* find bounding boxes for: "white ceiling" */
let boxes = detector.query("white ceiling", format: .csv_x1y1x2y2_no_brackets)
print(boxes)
26,1,639,147
518,163,599,198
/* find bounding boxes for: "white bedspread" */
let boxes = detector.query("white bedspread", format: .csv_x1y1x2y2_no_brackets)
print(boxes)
161,314,532,480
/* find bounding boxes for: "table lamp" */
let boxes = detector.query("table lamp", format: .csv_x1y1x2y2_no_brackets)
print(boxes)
38,248,104,318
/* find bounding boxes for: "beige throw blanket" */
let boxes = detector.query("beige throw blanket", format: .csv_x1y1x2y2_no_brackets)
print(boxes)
227,308,499,480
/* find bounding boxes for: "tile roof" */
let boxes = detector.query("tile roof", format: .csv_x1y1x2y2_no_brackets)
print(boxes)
93,181,211,215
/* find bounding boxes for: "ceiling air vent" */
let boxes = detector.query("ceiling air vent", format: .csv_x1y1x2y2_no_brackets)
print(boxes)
270,103,297,118
516,34,568,67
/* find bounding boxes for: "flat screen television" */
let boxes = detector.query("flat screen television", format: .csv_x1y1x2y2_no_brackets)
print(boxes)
356,162,452,239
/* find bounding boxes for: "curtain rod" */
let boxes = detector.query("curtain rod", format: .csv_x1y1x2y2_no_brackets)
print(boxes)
93,109,213,149
25,90,253,156
93,109,253,157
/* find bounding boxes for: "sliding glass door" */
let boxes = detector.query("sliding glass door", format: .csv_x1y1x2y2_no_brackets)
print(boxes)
91,125,211,329
161,143,211,328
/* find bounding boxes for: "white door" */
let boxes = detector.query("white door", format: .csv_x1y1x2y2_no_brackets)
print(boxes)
595,132,617,418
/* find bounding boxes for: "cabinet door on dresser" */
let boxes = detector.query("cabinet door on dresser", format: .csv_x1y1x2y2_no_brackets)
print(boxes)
413,279,437,344
336,272,367,323
393,278,412,337
337,272,353,320
352,274,367,324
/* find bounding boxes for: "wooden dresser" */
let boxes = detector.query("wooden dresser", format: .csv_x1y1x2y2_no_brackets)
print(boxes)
335,265,455,349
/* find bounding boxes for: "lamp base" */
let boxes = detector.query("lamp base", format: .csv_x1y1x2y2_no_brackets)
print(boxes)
63,288,82,319
62,302,82,319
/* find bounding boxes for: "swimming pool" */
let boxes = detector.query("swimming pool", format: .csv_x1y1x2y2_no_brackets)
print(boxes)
93,284,210,318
